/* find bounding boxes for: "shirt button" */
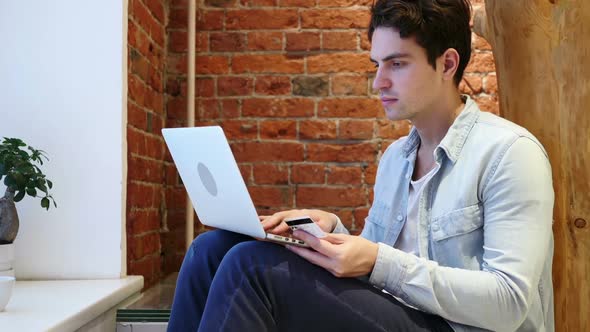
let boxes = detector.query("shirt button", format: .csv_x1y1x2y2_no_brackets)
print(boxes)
405,173,411,179
432,223,440,231
396,214,404,222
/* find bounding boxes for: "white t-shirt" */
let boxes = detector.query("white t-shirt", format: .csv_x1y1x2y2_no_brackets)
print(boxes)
394,167,437,255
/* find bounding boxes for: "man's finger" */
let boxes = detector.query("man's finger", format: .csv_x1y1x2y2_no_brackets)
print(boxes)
293,230,337,257
287,245,333,270
321,233,347,244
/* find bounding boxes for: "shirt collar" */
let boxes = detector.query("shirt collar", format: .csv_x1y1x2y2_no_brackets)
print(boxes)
401,95,481,163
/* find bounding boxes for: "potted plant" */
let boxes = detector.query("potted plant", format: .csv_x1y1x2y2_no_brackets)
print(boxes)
0,137,56,277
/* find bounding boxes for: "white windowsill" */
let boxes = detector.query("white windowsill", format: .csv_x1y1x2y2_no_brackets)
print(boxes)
0,276,143,332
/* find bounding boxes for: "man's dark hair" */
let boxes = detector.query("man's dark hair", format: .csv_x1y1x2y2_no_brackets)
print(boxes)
368,0,472,86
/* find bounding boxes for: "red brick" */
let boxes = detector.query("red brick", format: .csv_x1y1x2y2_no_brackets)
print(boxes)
218,76,253,96
128,209,161,236
220,99,241,118
210,32,246,52
204,0,238,7
196,55,230,74
165,163,179,185
255,76,292,95
233,54,304,74
301,9,370,29
299,120,337,139
131,0,165,47
232,141,304,162
286,32,321,51
339,119,374,139
291,164,325,184
353,207,369,230
166,187,187,209
323,31,357,50
168,30,206,55
128,256,160,288
318,98,380,118
167,54,187,74
474,95,499,114
197,10,225,30
297,187,365,207
466,52,496,73
473,33,492,51
247,31,283,51
327,166,362,185
360,31,371,50
128,101,147,130
166,97,186,121
483,74,498,95
129,75,149,109
333,209,354,230
128,126,147,155
317,0,372,6
307,142,377,162
260,120,297,139
249,186,293,207
144,0,166,23
239,164,253,184
376,119,411,139
170,0,188,8
198,99,221,119
308,52,373,73
364,163,377,185
221,120,258,139
129,232,160,265
226,9,298,29
128,155,164,183
145,134,165,159
128,182,157,208
280,0,315,7
332,75,367,96
253,164,289,184
459,74,483,95
241,0,276,6
197,77,215,97
242,98,314,117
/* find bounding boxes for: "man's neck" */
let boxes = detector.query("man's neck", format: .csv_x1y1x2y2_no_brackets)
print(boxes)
412,92,465,151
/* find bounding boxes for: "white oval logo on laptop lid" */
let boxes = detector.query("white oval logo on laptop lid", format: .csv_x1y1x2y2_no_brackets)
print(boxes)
197,162,218,197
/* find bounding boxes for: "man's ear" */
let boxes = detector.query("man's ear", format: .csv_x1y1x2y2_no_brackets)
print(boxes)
441,48,460,81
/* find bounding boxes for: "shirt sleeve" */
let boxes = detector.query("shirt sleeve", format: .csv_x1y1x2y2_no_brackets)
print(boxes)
367,137,554,331
330,214,350,235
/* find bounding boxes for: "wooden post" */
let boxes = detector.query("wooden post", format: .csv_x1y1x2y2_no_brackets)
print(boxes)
473,1,590,331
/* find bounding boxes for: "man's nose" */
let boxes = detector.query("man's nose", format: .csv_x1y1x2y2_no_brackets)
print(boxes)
372,68,391,91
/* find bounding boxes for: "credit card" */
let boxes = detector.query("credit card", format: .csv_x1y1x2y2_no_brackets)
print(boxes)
284,216,326,238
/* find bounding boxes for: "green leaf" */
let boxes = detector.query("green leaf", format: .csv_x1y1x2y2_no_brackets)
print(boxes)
4,174,15,187
41,197,50,210
36,179,48,193
47,180,53,189
26,187,37,197
14,190,25,202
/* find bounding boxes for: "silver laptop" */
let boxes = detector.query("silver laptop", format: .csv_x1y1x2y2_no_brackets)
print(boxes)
162,126,308,247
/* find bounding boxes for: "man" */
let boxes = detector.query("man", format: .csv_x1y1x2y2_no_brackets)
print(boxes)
168,0,554,331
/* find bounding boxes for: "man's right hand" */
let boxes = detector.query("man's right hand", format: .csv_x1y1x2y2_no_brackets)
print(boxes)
259,209,338,236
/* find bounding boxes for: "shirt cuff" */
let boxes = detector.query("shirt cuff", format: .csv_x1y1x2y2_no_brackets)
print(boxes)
368,242,411,294
330,214,350,235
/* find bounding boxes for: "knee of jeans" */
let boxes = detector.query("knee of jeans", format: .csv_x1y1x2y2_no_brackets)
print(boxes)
186,230,225,258
223,241,282,267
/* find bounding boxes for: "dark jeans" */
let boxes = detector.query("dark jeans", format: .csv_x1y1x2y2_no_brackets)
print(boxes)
167,230,452,332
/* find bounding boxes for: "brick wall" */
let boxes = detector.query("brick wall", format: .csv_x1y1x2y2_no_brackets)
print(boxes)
126,0,498,286
127,0,168,288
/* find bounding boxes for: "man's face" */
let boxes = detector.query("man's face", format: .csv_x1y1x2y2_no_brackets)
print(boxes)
370,27,443,122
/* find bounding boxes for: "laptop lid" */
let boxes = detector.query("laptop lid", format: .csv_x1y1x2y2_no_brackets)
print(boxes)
161,126,265,239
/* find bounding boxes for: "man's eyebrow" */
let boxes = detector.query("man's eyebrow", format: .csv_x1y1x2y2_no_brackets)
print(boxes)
370,52,412,63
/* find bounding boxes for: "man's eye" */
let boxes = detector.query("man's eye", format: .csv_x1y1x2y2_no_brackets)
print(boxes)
392,62,402,67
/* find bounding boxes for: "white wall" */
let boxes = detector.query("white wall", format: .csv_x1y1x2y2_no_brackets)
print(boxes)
0,0,127,279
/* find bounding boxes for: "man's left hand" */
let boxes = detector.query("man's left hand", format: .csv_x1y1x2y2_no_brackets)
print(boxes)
287,230,379,278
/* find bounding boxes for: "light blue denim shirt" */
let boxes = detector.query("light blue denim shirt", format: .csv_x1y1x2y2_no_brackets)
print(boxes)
333,96,554,331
